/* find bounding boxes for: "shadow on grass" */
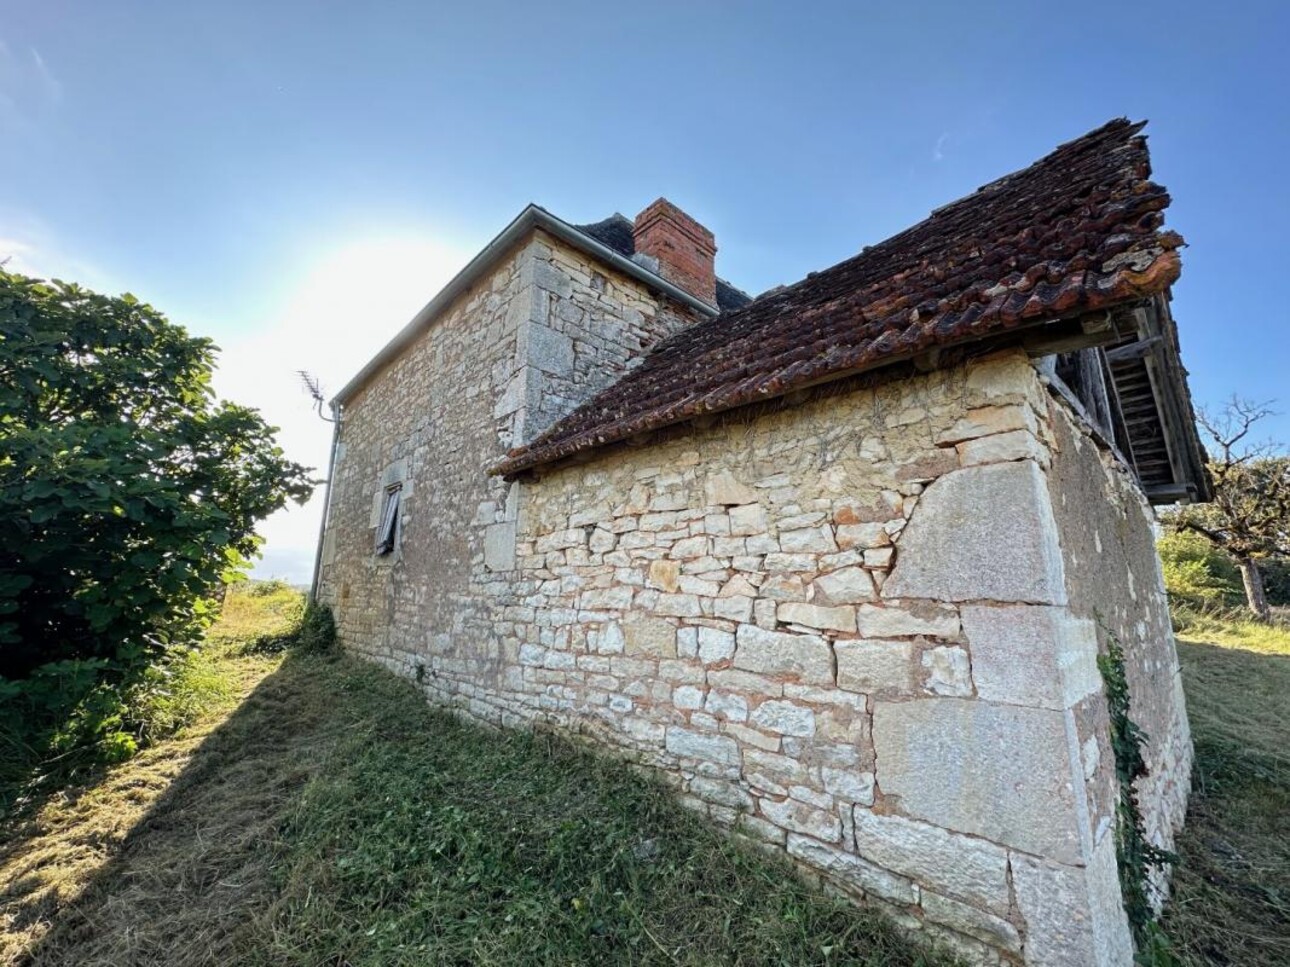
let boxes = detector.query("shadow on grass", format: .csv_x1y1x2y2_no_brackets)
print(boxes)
3,650,341,966
1162,640,1290,967
9,651,952,967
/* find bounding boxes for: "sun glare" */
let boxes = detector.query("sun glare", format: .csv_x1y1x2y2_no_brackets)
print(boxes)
214,234,469,583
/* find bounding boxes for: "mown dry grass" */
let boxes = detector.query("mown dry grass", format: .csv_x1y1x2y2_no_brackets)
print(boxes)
1,589,953,967
1161,632,1290,966
0,641,284,963
5,584,1287,965
1172,604,1290,655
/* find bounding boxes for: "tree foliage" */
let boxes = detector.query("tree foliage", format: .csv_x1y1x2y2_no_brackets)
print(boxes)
0,270,313,681
1161,398,1290,620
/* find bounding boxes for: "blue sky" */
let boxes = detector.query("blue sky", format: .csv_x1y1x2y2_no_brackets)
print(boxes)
3,1,1287,582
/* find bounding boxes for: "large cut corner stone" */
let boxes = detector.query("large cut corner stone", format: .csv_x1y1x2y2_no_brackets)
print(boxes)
873,698,1084,863
1012,833,1133,966
962,604,1102,710
884,461,1067,604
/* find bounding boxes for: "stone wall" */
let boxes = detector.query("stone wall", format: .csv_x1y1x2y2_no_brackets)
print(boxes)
321,244,1191,965
496,231,695,448
318,228,702,716
1042,395,1193,900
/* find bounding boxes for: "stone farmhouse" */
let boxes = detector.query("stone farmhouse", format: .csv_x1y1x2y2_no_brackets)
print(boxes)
313,119,1210,965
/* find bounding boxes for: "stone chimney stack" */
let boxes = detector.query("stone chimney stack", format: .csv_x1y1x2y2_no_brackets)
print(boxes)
632,198,718,308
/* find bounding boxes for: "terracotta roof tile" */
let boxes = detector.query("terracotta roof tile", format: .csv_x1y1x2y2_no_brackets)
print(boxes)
496,119,1182,476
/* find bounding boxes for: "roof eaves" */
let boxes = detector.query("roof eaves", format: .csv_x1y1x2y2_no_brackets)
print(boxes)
332,205,720,405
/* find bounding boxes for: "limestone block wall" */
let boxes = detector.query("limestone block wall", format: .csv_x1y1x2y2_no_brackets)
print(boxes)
319,228,701,714
323,319,1191,965
318,242,526,667
1042,395,1193,900
495,231,695,448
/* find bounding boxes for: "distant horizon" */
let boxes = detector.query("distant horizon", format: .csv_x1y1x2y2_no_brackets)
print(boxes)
4,1,1287,583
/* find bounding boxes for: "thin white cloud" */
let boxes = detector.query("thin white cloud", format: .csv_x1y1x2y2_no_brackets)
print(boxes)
0,38,62,131
0,216,116,288
29,46,62,102
933,132,949,162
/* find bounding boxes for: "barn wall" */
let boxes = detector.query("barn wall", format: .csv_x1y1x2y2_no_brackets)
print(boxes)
322,267,1189,965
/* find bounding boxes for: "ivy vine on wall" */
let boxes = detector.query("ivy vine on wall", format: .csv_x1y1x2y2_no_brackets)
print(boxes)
1096,632,1178,961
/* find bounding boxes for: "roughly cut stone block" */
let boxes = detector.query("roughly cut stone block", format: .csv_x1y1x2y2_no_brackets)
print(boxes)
935,403,1038,446
836,522,889,549
655,593,702,617
675,626,697,659
777,601,856,632
920,645,972,696
751,700,816,736
597,622,625,655
729,503,768,536
524,321,574,376
785,834,917,904
872,698,1083,863
921,890,1021,952
779,524,838,554
855,602,959,638
690,776,753,810
708,668,782,697
760,796,841,841
863,546,895,569
820,767,875,805
813,566,875,604
622,613,677,658
962,605,1101,710
670,534,710,559
883,461,1066,604
673,685,704,709
704,690,748,722
762,574,807,600
665,727,739,766
836,639,914,694
713,595,754,623
1011,833,1133,966
734,625,833,684
852,810,1011,915
704,470,758,506
483,521,517,572
697,626,736,663
957,428,1049,467
647,558,680,592
580,586,634,610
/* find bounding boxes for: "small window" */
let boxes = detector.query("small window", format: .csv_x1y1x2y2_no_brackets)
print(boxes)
375,483,402,556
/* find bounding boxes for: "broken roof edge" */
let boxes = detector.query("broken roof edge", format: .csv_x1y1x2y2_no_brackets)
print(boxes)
331,204,721,406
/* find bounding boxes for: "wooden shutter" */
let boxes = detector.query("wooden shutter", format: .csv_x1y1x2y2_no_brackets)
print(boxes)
375,484,402,555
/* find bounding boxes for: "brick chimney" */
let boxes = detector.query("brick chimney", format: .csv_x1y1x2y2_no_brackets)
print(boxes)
632,198,717,308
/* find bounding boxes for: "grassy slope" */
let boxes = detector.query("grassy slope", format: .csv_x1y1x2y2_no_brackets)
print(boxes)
1,589,951,967
4,586,1287,966
1161,628,1290,966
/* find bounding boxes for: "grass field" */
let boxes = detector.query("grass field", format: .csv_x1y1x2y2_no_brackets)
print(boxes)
1159,628,1290,966
2,586,1286,965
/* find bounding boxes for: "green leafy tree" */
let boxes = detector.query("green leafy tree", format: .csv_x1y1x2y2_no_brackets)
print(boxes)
1161,398,1290,621
0,270,313,681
